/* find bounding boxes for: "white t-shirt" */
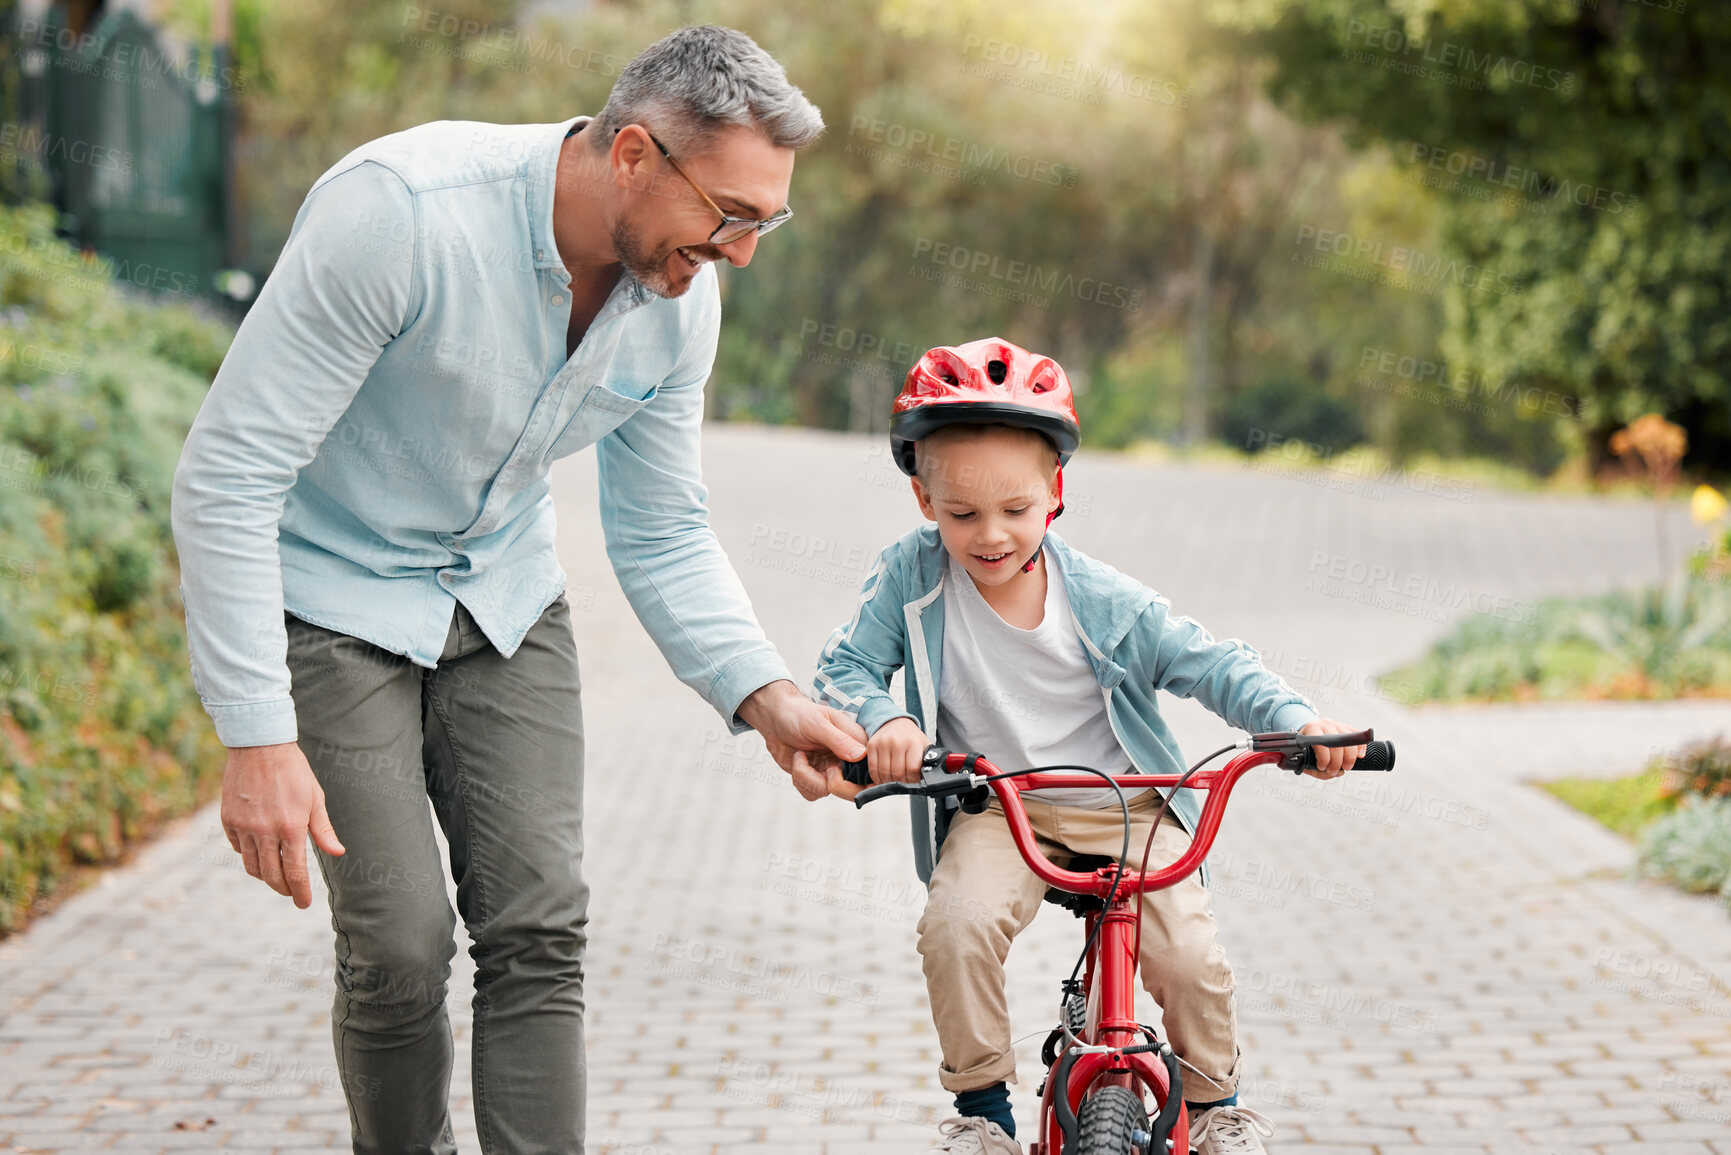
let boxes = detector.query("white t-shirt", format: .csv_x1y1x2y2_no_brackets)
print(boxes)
935,552,1145,808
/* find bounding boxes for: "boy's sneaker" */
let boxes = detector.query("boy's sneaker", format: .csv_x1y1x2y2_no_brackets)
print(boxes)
1191,1104,1276,1154
933,1115,1023,1154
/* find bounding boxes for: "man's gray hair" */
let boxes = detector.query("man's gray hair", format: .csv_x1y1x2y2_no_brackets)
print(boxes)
592,25,824,156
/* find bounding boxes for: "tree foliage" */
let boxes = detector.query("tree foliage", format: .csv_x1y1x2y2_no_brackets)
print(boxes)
1227,0,1731,469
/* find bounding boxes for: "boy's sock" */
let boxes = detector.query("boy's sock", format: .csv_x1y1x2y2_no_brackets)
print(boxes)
1186,1091,1239,1114
954,1081,1015,1138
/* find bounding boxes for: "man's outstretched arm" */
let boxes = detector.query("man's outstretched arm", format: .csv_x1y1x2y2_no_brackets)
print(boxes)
594,282,863,795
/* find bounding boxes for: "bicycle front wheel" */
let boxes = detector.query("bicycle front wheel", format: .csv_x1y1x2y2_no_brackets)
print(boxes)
1075,1085,1148,1155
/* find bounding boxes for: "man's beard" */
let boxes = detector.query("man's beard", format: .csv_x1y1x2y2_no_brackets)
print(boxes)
612,219,693,299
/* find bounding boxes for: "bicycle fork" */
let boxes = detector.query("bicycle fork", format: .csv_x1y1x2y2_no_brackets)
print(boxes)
1034,899,1191,1155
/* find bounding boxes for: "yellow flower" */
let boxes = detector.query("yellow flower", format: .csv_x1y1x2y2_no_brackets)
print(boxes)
1692,484,1728,526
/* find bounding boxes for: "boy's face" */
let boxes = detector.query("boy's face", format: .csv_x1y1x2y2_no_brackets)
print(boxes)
910,429,1062,591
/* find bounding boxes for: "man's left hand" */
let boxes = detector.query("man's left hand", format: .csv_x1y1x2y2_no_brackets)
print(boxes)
1299,718,1368,780
738,680,867,802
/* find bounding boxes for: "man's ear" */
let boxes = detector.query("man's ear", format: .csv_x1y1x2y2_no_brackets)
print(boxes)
910,476,938,522
610,124,657,193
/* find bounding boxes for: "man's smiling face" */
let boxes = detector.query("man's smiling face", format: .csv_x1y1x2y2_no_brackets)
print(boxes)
610,122,795,298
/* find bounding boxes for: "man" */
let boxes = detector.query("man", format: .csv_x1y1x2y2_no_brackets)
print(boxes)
171,25,864,1153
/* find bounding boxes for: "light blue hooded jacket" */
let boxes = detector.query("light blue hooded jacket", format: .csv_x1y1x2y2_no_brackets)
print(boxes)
813,525,1319,885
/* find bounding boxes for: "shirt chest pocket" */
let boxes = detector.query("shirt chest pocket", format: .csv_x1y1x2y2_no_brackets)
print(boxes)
546,380,658,460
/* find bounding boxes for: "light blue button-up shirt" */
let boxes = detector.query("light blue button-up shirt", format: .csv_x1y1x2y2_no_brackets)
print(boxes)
171,116,791,747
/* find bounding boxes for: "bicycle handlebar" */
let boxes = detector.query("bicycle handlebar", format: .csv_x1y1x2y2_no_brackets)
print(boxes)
838,731,1395,896
839,729,1392,800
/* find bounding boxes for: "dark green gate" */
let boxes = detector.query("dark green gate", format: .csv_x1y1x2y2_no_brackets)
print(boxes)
27,6,231,298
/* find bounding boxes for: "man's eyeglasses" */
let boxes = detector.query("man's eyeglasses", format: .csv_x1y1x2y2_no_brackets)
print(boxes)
624,127,793,246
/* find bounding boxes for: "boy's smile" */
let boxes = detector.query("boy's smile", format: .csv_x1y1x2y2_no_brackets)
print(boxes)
910,428,1062,608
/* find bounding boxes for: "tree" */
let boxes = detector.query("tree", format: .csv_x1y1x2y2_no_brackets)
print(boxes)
1222,0,1731,475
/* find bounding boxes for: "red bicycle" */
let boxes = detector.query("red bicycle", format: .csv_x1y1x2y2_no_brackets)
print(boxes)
841,728,1395,1155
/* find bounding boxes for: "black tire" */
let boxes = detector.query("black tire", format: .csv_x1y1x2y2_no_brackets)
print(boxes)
1076,1084,1148,1155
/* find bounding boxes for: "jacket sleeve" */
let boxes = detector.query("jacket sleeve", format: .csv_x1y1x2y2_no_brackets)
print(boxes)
812,546,918,737
1141,595,1318,736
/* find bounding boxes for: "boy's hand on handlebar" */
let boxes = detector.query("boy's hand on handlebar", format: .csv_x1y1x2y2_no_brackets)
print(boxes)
1300,719,1368,778
867,717,926,785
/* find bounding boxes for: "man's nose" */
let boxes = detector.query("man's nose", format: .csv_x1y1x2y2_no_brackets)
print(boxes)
718,230,759,267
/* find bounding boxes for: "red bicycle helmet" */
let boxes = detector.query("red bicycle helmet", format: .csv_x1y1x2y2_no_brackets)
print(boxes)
890,337,1081,572
890,337,1079,476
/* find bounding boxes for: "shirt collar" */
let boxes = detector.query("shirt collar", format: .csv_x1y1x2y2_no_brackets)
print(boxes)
528,114,592,273
529,115,652,305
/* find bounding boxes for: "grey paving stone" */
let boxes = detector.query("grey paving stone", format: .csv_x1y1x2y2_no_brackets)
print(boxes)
3,428,1729,1153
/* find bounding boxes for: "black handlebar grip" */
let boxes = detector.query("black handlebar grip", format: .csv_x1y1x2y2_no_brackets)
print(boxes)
853,781,914,808
840,758,873,787
1350,740,1396,773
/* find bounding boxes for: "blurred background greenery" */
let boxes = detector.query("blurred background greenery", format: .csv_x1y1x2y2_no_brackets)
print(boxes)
1,0,1728,926
143,0,1731,481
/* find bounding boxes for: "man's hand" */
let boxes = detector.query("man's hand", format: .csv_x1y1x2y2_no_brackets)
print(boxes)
221,742,345,909
1299,719,1368,780
737,680,867,802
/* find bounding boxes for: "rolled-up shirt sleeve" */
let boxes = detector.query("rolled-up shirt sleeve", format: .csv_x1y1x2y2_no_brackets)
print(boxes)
595,279,792,734
171,162,418,747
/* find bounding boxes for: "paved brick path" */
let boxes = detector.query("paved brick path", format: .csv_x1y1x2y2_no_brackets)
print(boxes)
3,425,1728,1153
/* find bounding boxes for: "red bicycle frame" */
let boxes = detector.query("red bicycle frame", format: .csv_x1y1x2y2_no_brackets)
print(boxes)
932,748,1291,1155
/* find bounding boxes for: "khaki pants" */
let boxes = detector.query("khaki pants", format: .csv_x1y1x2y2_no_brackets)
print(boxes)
916,789,1240,1102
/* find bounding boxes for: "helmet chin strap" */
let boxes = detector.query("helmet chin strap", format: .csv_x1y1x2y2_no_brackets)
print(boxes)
1019,467,1065,574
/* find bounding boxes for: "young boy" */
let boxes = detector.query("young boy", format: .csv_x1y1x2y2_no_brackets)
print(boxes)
811,338,1367,1155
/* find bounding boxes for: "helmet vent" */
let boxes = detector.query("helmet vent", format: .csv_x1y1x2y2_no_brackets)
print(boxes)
986,359,1008,385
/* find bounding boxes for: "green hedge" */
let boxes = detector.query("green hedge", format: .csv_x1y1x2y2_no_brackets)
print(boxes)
0,203,230,932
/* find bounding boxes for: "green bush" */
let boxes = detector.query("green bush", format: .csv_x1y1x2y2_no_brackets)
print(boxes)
0,203,229,932
1638,797,1731,908
1385,577,1731,703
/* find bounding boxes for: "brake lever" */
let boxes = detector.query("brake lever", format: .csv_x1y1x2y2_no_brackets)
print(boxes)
852,760,985,810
